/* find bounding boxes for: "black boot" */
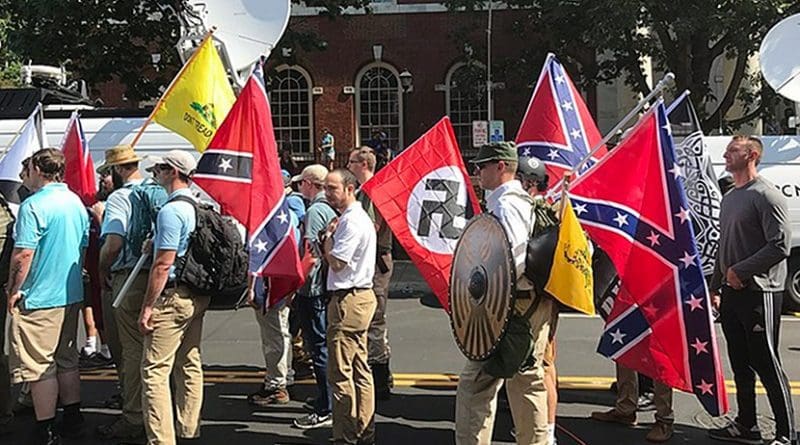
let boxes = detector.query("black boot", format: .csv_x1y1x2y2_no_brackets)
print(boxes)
372,362,392,400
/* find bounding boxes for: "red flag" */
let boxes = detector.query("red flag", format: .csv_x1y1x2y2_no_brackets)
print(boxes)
60,112,103,324
515,53,606,194
193,62,304,308
61,112,97,206
361,117,480,312
570,100,728,416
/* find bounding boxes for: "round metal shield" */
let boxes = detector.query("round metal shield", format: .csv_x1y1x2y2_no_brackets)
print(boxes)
449,213,516,361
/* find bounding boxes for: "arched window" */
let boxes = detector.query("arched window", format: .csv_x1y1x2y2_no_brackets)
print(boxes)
269,65,314,160
356,63,402,150
446,62,487,156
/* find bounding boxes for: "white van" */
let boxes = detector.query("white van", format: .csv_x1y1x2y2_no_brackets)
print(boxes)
705,136,800,311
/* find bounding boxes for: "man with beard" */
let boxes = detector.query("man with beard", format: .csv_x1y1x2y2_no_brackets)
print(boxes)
94,145,167,442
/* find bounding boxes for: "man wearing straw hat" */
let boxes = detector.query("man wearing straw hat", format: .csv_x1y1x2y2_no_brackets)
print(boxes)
95,144,167,442
455,142,555,445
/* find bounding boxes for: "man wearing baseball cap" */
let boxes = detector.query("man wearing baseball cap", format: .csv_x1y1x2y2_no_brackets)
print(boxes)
455,142,555,445
138,150,209,445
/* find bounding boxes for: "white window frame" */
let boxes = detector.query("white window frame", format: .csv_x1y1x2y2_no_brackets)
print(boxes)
355,62,404,149
270,64,314,159
445,61,488,155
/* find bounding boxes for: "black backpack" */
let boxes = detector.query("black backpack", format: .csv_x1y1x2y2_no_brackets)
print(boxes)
170,196,249,310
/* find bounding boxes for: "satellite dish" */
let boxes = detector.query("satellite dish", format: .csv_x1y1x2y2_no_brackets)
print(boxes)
760,13,800,102
181,0,291,84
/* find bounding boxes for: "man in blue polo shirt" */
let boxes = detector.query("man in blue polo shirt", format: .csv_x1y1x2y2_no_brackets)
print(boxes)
6,148,89,445
138,150,208,445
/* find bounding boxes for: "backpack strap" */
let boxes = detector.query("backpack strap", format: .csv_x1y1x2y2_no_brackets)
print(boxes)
168,195,198,208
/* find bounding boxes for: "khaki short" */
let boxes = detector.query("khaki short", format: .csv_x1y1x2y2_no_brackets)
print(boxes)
8,303,80,384
543,304,560,369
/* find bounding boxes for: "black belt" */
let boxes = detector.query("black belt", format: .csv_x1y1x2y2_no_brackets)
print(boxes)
330,287,371,298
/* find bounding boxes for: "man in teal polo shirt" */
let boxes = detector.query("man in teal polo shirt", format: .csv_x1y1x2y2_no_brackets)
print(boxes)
6,148,89,445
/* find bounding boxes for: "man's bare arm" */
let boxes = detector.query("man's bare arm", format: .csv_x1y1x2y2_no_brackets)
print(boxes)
6,248,34,312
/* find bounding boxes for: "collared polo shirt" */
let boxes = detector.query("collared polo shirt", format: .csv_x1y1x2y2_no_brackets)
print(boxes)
485,180,535,291
326,201,376,291
154,188,196,279
14,183,89,310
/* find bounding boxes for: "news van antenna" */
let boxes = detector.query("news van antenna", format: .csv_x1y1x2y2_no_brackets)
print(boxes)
760,13,800,135
178,0,292,88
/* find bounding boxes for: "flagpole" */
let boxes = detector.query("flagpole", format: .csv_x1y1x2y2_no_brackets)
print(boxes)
569,72,675,177
558,172,572,221
129,27,217,149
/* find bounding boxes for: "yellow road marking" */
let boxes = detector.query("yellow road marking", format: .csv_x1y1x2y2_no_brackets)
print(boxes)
79,371,800,394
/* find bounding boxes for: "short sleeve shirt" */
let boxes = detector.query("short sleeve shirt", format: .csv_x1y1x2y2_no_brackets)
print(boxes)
100,178,144,270
326,201,376,290
153,188,196,278
14,183,89,309
321,133,335,159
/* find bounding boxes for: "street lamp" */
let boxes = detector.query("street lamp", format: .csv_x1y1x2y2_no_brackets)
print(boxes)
399,69,413,93
399,69,413,150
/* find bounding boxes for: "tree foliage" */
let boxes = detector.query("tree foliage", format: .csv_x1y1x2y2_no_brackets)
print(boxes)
444,0,800,132
0,0,370,102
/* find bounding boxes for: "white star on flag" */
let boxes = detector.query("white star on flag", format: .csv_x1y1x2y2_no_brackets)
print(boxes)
610,328,627,344
668,163,683,179
277,211,289,224
613,212,629,228
570,128,581,140
253,238,268,253
522,147,531,157
685,295,704,312
561,100,573,111
547,149,559,160
679,251,697,269
555,74,565,84
219,157,233,173
662,123,672,135
573,203,588,215
691,338,709,355
646,231,661,247
674,207,690,224
696,379,714,395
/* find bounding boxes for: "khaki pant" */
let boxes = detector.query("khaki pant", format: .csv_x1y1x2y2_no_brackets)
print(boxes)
328,288,377,444
368,252,392,365
101,278,123,385
112,270,149,425
9,303,80,384
253,299,292,388
455,297,554,445
615,364,674,424
141,286,210,445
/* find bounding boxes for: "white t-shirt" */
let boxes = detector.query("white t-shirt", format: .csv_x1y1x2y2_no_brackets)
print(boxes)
326,201,376,291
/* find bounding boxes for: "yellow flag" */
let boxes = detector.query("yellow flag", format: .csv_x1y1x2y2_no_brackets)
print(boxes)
152,37,235,152
544,196,595,315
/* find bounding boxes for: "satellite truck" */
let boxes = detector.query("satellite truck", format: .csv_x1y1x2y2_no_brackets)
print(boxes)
0,0,291,168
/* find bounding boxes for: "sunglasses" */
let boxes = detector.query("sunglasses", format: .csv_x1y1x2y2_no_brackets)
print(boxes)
473,161,499,172
154,163,174,172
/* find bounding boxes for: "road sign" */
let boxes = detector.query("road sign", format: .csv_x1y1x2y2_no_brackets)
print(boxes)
472,120,488,147
489,120,504,143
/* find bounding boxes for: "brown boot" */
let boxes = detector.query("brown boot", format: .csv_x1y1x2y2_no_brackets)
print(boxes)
645,421,673,442
590,409,637,426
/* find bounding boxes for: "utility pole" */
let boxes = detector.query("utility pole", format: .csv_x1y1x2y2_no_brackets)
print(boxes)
486,1,493,122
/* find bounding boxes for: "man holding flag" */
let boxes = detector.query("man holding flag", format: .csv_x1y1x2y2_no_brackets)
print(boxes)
455,141,554,445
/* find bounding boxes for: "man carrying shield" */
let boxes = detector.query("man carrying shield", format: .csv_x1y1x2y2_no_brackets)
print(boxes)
454,142,555,445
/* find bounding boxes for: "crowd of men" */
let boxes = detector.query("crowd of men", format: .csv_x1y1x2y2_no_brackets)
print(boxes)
0,134,795,445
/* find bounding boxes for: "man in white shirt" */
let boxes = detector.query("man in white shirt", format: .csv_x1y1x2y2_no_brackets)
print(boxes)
322,168,377,445
455,142,555,445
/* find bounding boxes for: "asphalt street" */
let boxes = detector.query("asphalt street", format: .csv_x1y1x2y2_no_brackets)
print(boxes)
2,261,800,444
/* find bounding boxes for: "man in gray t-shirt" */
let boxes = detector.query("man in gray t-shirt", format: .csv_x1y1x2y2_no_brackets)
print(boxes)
707,136,795,445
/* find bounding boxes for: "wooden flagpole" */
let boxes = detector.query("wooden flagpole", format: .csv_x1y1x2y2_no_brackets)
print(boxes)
129,27,217,149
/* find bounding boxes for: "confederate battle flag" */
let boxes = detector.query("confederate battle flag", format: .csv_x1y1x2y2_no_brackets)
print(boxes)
569,99,728,416
515,53,606,195
361,117,481,312
193,61,304,308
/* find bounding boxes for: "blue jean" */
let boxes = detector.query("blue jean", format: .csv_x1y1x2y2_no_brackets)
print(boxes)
297,294,331,415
